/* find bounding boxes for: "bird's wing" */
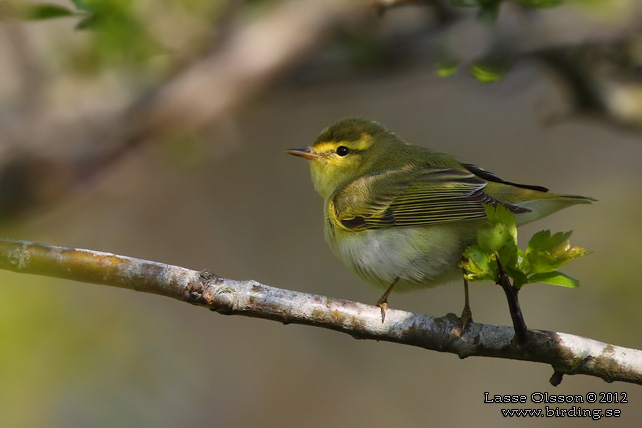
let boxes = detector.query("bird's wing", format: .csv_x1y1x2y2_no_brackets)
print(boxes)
331,165,528,231
462,163,549,192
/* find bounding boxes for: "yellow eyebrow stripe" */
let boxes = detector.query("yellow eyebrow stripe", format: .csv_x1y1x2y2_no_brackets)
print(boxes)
313,141,341,153
314,133,373,153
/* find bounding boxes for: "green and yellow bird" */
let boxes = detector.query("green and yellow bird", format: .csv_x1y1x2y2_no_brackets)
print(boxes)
286,117,594,321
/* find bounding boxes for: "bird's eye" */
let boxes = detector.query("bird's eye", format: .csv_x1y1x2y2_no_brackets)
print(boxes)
336,146,349,156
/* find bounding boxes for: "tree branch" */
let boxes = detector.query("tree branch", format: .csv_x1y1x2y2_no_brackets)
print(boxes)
0,238,640,386
0,0,361,219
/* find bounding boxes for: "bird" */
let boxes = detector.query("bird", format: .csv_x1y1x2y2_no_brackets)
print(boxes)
286,117,594,323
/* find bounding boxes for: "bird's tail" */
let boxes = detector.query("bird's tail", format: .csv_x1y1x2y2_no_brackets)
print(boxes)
513,193,596,226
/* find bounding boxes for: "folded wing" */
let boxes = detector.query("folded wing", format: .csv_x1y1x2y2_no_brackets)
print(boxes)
332,165,529,231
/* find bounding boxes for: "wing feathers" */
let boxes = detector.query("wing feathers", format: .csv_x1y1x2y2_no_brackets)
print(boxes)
333,165,528,231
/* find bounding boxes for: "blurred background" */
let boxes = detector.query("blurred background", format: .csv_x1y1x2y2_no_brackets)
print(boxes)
1,0,642,426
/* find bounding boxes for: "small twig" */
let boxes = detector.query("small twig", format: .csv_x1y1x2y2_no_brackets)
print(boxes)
550,370,565,387
495,255,529,344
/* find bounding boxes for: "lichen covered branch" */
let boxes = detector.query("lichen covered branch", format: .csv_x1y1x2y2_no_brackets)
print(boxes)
0,238,640,386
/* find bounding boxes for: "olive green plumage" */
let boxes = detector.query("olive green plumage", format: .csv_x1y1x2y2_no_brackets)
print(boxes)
287,117,594,292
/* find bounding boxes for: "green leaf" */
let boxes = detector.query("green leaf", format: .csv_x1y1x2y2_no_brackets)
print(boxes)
484,204,517,234
462,203,588,289
471,62,507,83
527,230,571,254
435,62,459,77
496,239,519,270
478,222,512,253
527,271,580,288
71,0,93,12
12,3,76,20
464,204,522,282
526,230,587,273
461,246,496,282
505,265,529,288
74,15,96,30
477,204,517,252
67,0,161,67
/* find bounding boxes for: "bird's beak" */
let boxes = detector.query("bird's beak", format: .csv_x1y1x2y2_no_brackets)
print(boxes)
285,147,320,160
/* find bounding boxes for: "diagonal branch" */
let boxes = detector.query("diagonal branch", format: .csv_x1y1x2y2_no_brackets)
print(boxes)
0,0,361,220
0,238,640,386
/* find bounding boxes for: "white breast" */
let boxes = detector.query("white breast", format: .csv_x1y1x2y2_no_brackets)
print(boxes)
326,223,477,291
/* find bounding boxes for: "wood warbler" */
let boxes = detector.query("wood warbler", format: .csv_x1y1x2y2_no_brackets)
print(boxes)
286,117,594,320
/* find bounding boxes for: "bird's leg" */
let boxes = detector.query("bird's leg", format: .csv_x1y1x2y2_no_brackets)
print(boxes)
495,256,528,344
460,274,473,328
376,277,400,323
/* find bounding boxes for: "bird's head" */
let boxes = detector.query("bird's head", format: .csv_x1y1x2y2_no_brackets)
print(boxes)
286,117,405,199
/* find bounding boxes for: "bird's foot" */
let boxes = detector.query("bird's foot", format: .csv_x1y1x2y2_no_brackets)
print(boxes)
376,297,388,323
460,305,473,330
376,277,399,323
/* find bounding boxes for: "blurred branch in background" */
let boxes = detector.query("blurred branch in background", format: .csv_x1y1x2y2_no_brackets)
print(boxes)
0,0,363,220
0,0,641,220
535,39,642,130
0,237,641,387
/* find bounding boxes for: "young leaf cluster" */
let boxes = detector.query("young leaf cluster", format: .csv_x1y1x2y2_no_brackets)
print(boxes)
5,0,163,70
438,0,563,82
461,204,589,289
